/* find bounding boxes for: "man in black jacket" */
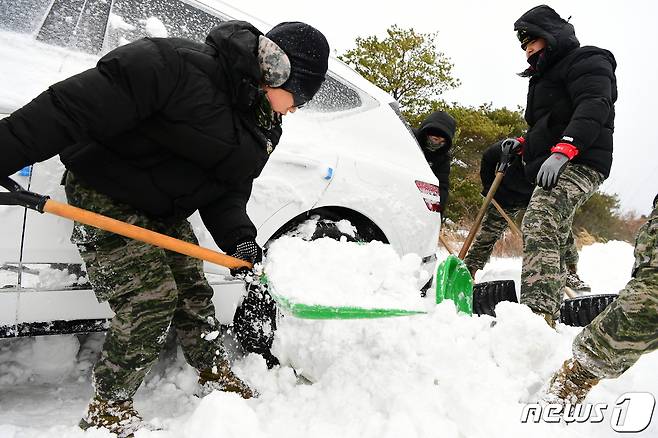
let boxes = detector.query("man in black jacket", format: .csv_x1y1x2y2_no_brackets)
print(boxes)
413,111,456,217
514,5,617,327
0,20,329,434
464,141,590,293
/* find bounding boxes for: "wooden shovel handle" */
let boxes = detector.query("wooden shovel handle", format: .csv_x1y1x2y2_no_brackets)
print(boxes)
43,199,252,270
490,199,523,239
439,232,456,255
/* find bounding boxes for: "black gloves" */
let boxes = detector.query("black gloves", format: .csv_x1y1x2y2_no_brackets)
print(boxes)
228,238,263,277
497,137,524,172
228,238,279,369
536,152,569,190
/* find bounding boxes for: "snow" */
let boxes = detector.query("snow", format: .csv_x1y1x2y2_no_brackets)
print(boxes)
265,236,431,309
335,220,357,237
474,240,636,297
0,32,96,113
142,17,168,38
108,14,136,32
1,239,655,437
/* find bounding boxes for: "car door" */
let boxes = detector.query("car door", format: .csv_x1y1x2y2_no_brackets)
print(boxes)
0,167,26,334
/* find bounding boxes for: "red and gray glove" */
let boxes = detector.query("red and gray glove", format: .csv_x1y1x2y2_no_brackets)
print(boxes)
536,141,579,190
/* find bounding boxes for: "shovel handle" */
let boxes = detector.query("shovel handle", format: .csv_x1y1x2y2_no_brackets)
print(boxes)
0,177,50,211
490,199,523,239
439,232,456,255
458,171,505,259
43,199,252,270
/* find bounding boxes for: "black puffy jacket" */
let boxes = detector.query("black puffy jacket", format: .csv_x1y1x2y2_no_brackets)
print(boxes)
0,21,281,251
481,142,533,209
514,5,617,181
413,111,456,212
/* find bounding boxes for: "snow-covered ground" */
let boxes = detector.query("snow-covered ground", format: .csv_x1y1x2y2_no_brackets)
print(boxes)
1,239,655,438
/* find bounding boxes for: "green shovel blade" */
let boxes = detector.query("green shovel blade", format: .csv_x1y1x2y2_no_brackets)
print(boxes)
263,274,426,320
435,254,473,315
272,294,426,319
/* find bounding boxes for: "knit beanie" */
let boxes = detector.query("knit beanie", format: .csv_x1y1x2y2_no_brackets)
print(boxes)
265,22,330,105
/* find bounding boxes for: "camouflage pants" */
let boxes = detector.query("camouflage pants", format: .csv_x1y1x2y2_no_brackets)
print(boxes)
520,164,604,317
65,173,224,401
572,201,658,379
463,204,579,273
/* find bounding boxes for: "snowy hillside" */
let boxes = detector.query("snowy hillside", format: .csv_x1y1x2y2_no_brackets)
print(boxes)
1,239,655,438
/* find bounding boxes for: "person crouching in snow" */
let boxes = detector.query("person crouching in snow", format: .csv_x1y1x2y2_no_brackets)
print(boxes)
464,140,590,294
0,20,329,436
413,110,456,218
513,5,617,328
544,194,658,405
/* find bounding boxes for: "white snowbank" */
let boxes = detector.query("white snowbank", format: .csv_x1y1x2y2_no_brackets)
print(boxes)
0,336,79,385
265,236,430,310
0,240,656,437
577,241,635,294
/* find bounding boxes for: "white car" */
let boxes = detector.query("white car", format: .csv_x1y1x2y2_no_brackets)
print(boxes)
0,0,442,336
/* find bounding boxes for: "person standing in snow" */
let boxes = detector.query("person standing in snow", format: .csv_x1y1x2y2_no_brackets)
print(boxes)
464,141,591,293
544,194,658,405
413,111,456,218
513,5,616,327
0,20,329,435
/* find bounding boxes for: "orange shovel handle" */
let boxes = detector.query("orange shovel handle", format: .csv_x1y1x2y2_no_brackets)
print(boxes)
43,199,253,270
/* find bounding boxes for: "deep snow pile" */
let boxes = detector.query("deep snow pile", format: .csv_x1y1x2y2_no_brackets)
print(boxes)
265,236,431,310
0,239,655,438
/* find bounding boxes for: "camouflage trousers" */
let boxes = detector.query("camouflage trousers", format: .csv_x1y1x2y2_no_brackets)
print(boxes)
65,173,224,401
520,164,604,317
463,204,579,273
572,201,658,379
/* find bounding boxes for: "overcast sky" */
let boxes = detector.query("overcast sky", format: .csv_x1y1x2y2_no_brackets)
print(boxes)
231,0,658,215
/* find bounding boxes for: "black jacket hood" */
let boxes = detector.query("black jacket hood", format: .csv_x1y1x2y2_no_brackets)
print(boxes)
414,111,456,150
515,5,580,73
206,21,264,107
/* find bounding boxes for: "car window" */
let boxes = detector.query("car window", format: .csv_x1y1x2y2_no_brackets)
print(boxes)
104,0,224,52
304,75,362,113
0,0,52,34
37,0,113,53
1,0,225,54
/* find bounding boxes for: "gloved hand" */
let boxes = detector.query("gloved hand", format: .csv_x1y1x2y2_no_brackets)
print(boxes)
536,152,569,190
228,238,263,277
497,137,524,172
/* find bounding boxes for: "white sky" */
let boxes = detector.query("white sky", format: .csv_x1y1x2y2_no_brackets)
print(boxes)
233,0,658,216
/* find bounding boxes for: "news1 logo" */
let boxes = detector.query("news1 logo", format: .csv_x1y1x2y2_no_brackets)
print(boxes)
521,392,655,432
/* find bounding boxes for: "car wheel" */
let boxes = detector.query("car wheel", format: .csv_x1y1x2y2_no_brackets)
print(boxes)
270,212,381,245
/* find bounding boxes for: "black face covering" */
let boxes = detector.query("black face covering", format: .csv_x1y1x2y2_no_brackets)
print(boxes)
527,49,542,67
523,48,547,76
426,136,447,152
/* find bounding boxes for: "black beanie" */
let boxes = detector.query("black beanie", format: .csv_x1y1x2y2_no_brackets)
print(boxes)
265,22,330,104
